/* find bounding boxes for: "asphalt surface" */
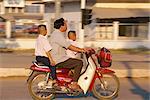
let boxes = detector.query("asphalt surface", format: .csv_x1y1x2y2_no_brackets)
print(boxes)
0,53,34,68
0,77,149,100
0,52,149,69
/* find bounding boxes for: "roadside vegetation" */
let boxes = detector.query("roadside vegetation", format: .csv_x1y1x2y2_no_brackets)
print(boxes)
0,47,149,54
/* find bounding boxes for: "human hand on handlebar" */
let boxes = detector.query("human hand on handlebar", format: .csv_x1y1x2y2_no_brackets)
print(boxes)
80,48,87,53
50,60,56,66
82,48,95,55
81,48,93,53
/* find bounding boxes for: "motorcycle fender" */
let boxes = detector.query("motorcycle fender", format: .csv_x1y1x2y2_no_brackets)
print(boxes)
98,68,115,74
89,68,115,91
26,70,34,83
78,57,96,94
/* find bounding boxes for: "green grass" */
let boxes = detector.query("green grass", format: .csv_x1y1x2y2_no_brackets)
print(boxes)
110,48,150,54
0,48,150,54
0,48,34,53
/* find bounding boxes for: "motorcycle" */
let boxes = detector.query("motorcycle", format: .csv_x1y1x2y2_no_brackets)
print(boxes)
27,48,120,100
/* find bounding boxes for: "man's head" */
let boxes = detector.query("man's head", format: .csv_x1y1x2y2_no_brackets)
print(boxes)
38,25,47,36
54,18,67,32
68,31,76,41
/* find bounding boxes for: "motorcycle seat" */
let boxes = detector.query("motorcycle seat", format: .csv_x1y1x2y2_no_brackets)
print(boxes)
31,61,71,73
32,61,45,66
32,61,49,68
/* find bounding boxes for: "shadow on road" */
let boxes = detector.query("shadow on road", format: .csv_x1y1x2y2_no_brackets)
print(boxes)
122,61,150,100
55,92,93,99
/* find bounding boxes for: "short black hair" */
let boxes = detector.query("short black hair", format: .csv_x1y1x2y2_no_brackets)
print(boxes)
38,24,47,30
68,30,76,38
54,18,65,29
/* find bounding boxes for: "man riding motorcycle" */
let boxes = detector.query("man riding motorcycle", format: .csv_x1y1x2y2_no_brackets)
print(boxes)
49,18,87,90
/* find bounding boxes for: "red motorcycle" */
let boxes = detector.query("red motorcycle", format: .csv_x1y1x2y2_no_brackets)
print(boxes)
27,48,120,100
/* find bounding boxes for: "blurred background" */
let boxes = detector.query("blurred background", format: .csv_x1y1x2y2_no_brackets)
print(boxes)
0,1,149,100
0,0,149,49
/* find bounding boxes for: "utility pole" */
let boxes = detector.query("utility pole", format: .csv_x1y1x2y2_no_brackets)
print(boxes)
6,20,11,38
80,0,86,47
55,0,61,19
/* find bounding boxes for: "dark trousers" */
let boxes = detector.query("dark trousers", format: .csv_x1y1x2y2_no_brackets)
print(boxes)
56,58,83,82
36,56,57,80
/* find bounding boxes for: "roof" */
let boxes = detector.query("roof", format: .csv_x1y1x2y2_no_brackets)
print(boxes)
32,0,80,4
0,14,43,21
0,16,6,22
96,0,150,3
96,17,150,23
92,8,150,19
13,14,43,20
0,14,14,21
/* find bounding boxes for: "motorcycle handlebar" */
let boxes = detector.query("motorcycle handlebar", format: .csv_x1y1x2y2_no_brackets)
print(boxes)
84,48,95,56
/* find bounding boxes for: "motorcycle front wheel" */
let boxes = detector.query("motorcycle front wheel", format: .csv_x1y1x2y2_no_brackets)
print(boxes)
27,71,55,100
92,73,120,99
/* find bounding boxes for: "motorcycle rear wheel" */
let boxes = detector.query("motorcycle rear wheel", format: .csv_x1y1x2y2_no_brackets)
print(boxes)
92,73,120,99
27,71,55,100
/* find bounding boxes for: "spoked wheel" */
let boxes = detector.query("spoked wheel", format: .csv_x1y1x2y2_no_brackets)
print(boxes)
92,73,120,99
27,71,55,100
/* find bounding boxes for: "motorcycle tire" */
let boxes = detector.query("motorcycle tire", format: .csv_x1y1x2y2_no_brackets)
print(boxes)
27,71,55,100
92,73,120,100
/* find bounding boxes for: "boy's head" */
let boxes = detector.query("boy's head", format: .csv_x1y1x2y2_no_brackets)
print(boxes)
68,31,76,41
54,18,67,32
38,25,47,36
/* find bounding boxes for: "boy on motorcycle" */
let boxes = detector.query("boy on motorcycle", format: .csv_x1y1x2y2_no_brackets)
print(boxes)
50,18,87,90
66,30,82,58
35,25,57,83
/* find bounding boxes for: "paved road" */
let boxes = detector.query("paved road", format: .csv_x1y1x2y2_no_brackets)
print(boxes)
0,77,149,100
0,53,34,68
0,53,149,69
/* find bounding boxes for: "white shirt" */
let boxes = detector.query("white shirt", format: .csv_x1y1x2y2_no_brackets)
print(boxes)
35,35,52,57
66,39,81,58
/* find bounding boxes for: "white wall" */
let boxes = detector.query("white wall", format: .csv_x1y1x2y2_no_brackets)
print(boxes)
0,39,35,49
0,39,150,49
62,12,81,22
1,2,150,49
44,1,81,33
85,40,150,49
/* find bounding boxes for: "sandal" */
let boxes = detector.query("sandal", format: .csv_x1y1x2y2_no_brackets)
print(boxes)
68,82,82,92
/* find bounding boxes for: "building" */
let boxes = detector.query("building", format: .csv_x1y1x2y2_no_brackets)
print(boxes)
0,0,150,49
0,0,45,48
35,0,150,49
87,0,150,49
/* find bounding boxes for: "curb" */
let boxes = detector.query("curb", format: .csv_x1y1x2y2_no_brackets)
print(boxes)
0,68,149,78
114,69,150,78
0,68,30,77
